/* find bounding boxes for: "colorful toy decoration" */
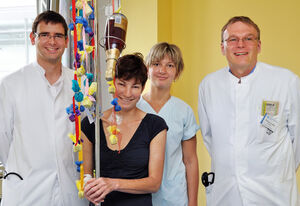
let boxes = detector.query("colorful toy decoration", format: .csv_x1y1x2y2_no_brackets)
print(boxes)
67,0,96,198
66,0,126,199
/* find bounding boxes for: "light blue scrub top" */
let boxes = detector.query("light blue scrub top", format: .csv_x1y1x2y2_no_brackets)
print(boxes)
137,96,199,206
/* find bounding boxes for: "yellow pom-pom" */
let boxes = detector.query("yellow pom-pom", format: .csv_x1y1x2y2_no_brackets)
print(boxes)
107,126,112,133
108,85,116,94
82,96,93,108
76,180,81,190
79,65,86,76
107,80,114,86
68,133,76,144
78,190,84,199
75,1,83,9
109,134,118,145
73,144,82,152
88,82,97,96
78,51,85,61
85,3,93,16
106,125,117,134
85,45,94,53
75,65,85,77
76,180,84,198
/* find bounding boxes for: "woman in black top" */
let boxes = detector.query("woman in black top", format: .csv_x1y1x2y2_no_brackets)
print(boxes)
81,53,168,206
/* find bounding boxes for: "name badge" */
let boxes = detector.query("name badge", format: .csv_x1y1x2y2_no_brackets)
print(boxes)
260,114,278,134
261,101,279,116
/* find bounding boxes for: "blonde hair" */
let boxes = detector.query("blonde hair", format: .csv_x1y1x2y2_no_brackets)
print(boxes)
146,42,184,79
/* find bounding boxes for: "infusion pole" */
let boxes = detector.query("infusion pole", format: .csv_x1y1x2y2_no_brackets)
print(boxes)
94,0,101,181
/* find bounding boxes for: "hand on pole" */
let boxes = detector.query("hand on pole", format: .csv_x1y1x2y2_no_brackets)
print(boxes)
84,177,118,204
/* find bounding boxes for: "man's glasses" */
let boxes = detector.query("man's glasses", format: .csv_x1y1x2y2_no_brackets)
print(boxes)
224,36,258,46
35,32,67,42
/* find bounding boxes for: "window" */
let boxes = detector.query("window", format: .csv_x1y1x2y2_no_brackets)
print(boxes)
0,0,37,80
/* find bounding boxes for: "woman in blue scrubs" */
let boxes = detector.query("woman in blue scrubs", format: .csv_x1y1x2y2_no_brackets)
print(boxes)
137,42,199,206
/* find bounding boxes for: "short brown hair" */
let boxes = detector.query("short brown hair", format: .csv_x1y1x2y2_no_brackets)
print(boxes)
116,53,148,87
32,10,68,35
221,16,260,42
146,42,184,79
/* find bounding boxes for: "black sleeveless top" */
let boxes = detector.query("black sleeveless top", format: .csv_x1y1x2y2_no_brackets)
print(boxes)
81,113,168,206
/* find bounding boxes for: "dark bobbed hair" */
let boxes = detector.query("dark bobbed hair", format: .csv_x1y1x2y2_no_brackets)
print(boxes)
221,16,260,42
115,53,148,87
32,10,68,35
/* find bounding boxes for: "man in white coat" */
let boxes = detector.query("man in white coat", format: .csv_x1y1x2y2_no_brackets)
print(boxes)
198,16,300,206
0,11,87,205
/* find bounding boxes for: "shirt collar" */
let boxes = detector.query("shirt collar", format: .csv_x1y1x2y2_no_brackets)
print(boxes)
227,63,259,84
33,61,64,97
34,61,64,86
229,65,256,75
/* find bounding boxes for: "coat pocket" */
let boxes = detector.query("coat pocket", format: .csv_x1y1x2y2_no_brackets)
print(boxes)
2,174,25,205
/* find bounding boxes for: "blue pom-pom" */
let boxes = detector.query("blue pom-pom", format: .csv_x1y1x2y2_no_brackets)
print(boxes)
75,16,83,24
85,73,94,86
66,106,72,114
86,73,94,80
75,92,84,102
111,98,118,106
85,26,92,33
89,13,94,20
114,104,121,112
82,17,88,28
72,80,80,92
79,9,83,17
75,161,83,172
77,40,84,51
80,105,85,112
88,5,95,20
68,23,74,31
75,160,83,166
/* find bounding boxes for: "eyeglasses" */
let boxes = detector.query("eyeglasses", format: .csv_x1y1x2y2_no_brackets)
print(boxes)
34,32,66,41
224,36,258,46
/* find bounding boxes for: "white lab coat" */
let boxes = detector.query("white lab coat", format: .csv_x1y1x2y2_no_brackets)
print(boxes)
198,62,300,206
0,62,87,206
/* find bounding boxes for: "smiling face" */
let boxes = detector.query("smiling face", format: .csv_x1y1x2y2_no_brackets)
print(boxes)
221,21,261,77
148,55,177,90
30,21,68,66
115,78,143,112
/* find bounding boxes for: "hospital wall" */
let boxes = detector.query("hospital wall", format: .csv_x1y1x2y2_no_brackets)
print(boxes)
122,0,300,205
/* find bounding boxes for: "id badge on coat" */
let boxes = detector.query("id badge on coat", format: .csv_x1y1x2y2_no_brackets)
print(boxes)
260,100,279,135
260,114,278,134
261,100,279,116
